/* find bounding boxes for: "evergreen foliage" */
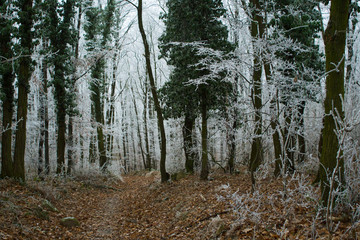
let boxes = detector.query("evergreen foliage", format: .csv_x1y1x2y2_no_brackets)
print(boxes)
159,0,234,177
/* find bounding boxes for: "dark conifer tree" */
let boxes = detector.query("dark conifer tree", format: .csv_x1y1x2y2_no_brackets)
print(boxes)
0,0,15,178
159,0,234,179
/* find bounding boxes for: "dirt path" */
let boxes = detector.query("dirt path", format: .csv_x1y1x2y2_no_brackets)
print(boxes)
1,172,357,239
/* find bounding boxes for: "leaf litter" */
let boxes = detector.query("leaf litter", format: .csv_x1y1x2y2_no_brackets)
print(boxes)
0,170,359,239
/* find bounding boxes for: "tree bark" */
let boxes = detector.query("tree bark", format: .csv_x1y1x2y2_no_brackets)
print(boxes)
297,101,306,163
0,52,14,179
271,96,283,177
13,0,34,181
248,0,265,184
200,88,209,180
137,0,169,182
0,5,15,178
318,0,349,205
183,114,196,174
284,105,295,173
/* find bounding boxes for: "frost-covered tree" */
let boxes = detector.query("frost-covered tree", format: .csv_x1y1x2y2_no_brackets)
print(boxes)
45,0,76,174
318,0,350,206
159,0,234,179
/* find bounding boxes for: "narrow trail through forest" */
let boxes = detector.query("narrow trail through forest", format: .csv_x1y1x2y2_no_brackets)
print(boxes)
0,171,358,239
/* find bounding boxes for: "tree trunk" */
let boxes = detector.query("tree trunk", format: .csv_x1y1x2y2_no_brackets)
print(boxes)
143,89,152,169
13,0,34,181
248,0,265,184
132,89,146,170
90,67,107,170
318,0,349,206
284,105,295,173
67,117,74,175
56,100,66,174
106,54,117,161
271,96,283,177
200,88,209,180
183,113,196,174
44,74,50,174
67,3,82,175
89,132,97,164
0,62,14,179
137,0,169,182
38,79,45,176
0,11,15,178
227,115,237,174
297,101,306,163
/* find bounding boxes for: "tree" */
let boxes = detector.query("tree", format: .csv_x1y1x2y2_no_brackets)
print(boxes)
269,0,323,172
318,0,350,205
46,0,76,174
0,0,15,178
136,0,169,182
248,0,265,186
84,0,116,171
159,0,234,179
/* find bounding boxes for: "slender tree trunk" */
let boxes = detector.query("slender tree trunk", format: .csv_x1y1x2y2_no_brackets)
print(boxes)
271,95,283,177
121,104,128,171
90,68,107,170
132,89,146,169
143,91,151,169
13,0,34,181
297,101,306,163
200,88,209,180
183,113,196,173
89,132,97,164
0,66,14,179
248,0,265,186
38,88,45,176
67,117,74,175
137,0,169,182
106,54,117,161
318,0,349,205
284,105,295,173
56,99,66,174
89,106,96,164
44,73,50,174
227,116,237,174
67,3,82,175
0,16,14,178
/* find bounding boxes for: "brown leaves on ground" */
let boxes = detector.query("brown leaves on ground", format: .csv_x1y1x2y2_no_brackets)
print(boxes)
0,171,359,239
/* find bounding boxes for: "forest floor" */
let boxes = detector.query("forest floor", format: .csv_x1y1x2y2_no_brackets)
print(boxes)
0,169,359,239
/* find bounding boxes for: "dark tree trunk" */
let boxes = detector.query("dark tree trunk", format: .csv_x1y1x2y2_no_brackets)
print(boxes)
44,76,50,174
200,88,209,180
248,0,265,186
0,63,14,179
143,90,152,170
318,0,349,206
284,105,295,173
106,54,117,161
137,0,169,182
271,96,283,177
183,114,196,174
90,65,107,170
56,98,66,174
132,89,146,170
0,8,15,178
227,116,237,174
67,117,74,175
13,0,34,181
297,101,306,163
